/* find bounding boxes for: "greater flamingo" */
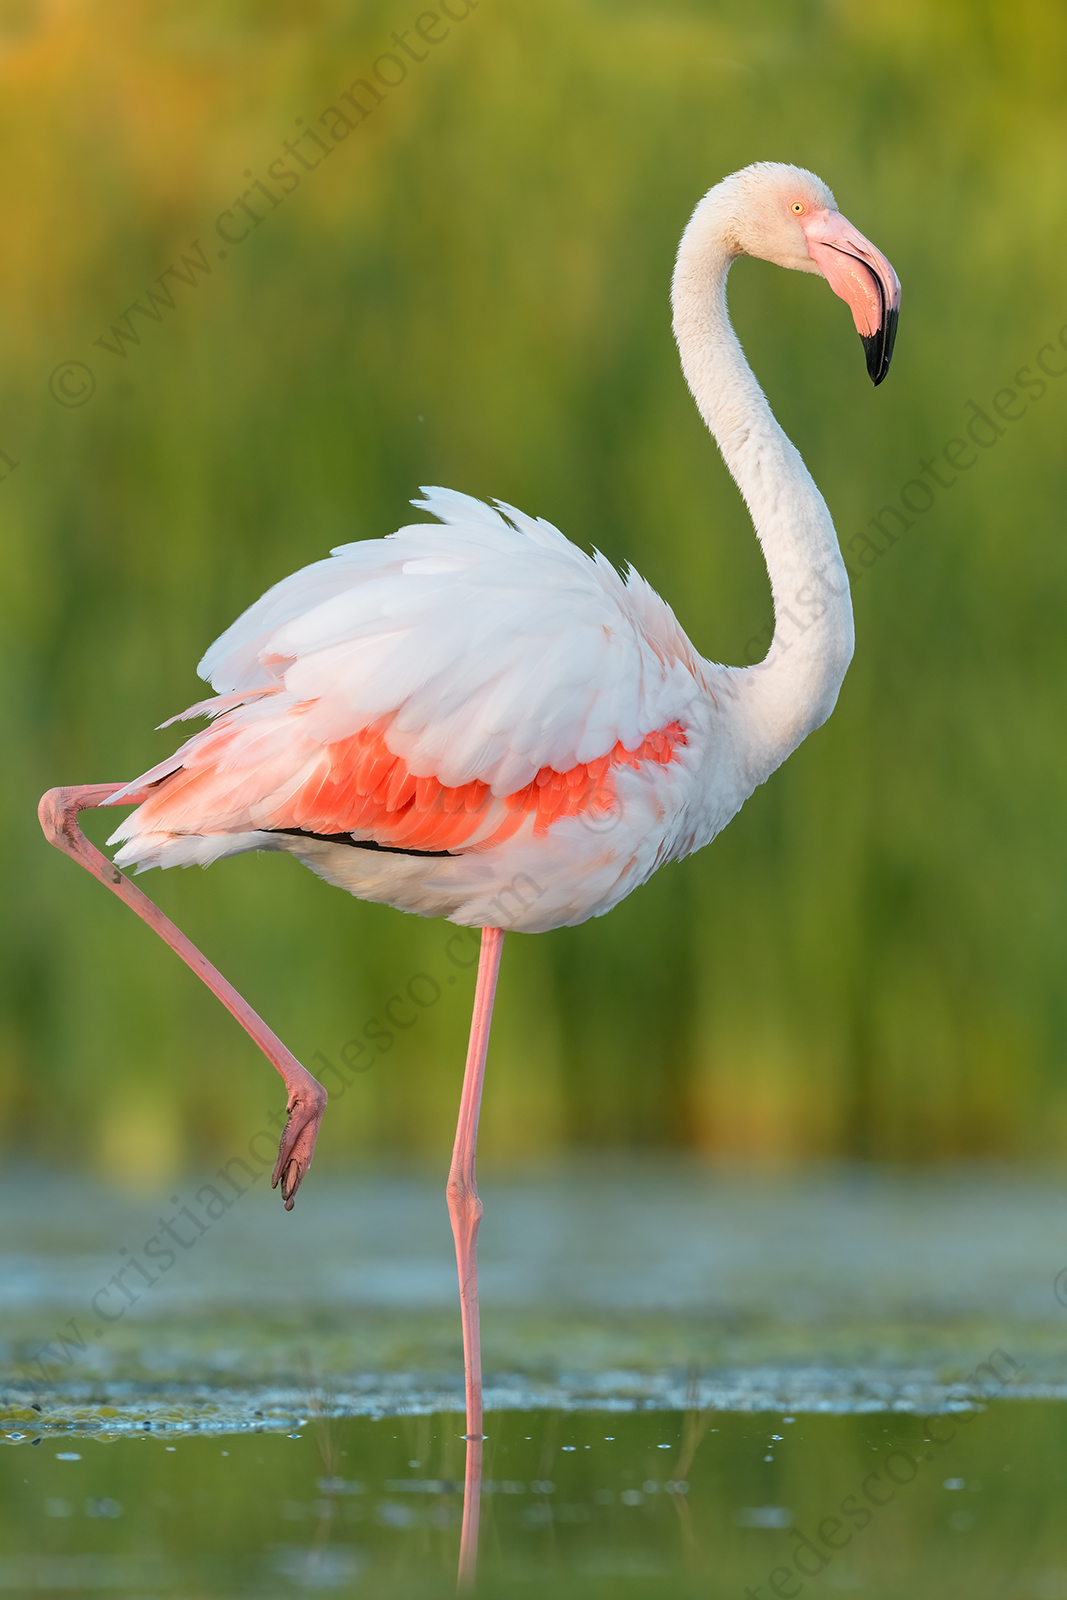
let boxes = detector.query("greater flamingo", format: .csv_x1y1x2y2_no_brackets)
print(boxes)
39,163,898,1581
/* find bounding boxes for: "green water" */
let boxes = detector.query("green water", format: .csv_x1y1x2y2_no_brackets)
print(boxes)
3,1404,1064,1598
6,1166,1067,1592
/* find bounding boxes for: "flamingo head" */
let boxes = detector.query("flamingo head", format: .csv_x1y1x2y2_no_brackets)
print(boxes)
723,162,901,386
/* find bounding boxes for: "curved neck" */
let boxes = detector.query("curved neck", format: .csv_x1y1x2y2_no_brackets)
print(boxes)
672,195,854,772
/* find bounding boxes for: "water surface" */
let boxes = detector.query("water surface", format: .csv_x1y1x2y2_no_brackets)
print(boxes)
3,1403,1065,1598
4,1163,1067,1594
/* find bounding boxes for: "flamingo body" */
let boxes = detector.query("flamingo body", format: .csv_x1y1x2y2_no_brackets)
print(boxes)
108,488,775,933
44,166,901,1585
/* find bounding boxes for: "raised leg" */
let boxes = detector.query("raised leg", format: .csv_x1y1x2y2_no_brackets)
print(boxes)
38,784,327,1207
447,924,505,1591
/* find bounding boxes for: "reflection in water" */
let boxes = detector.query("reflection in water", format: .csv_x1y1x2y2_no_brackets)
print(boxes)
2,1402,1061,1598
458,1434,482,1589
671,1366,719,1569
7,1164,1067,1592
286,1369,487,1589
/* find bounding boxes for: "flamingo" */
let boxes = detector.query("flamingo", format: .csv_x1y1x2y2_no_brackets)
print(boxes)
39,162,898,1581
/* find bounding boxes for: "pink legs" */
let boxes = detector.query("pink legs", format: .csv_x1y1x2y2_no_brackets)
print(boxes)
447,924,505,1590
42,786,505,1580
38,784,327,1207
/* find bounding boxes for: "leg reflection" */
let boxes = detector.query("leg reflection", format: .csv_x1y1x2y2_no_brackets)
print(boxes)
458,1432,483,1590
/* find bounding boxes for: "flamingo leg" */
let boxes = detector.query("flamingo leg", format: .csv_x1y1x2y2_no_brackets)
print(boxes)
37,784,327,1207
447,924,504,1590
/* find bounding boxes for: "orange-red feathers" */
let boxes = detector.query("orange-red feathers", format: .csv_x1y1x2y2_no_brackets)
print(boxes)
133,713,688,856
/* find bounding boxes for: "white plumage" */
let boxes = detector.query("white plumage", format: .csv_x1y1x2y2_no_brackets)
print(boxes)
108,488,741,932
106,163,900,938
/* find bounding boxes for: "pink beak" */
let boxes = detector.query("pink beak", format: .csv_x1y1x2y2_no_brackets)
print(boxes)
802,210,901,385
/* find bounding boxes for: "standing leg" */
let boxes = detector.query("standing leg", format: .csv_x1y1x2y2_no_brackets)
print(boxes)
38,784,327,1206
447,924,505,1591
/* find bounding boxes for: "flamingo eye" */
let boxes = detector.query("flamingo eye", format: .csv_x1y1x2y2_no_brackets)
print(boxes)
791,202,805,214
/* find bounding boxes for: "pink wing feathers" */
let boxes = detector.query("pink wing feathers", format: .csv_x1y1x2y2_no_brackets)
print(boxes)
108,490,700,867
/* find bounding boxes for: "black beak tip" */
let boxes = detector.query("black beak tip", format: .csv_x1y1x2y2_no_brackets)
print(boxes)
862,305,899,387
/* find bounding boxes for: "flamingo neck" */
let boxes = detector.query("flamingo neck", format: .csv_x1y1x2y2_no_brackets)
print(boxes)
671,195,854,774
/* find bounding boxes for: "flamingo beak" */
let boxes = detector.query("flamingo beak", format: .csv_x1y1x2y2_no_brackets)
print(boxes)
802,210,901,386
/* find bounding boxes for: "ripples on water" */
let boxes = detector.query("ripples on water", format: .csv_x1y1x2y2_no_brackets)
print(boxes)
2,1405,1066,1598
4,1162,1067,1594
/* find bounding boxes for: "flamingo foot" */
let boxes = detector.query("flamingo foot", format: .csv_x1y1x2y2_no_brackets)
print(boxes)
272,1080,328,1210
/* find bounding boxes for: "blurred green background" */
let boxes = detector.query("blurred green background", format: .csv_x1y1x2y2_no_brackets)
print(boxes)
2,0,1066,1184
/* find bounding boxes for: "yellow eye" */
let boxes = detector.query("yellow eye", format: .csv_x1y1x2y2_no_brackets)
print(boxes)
791,201,805,214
